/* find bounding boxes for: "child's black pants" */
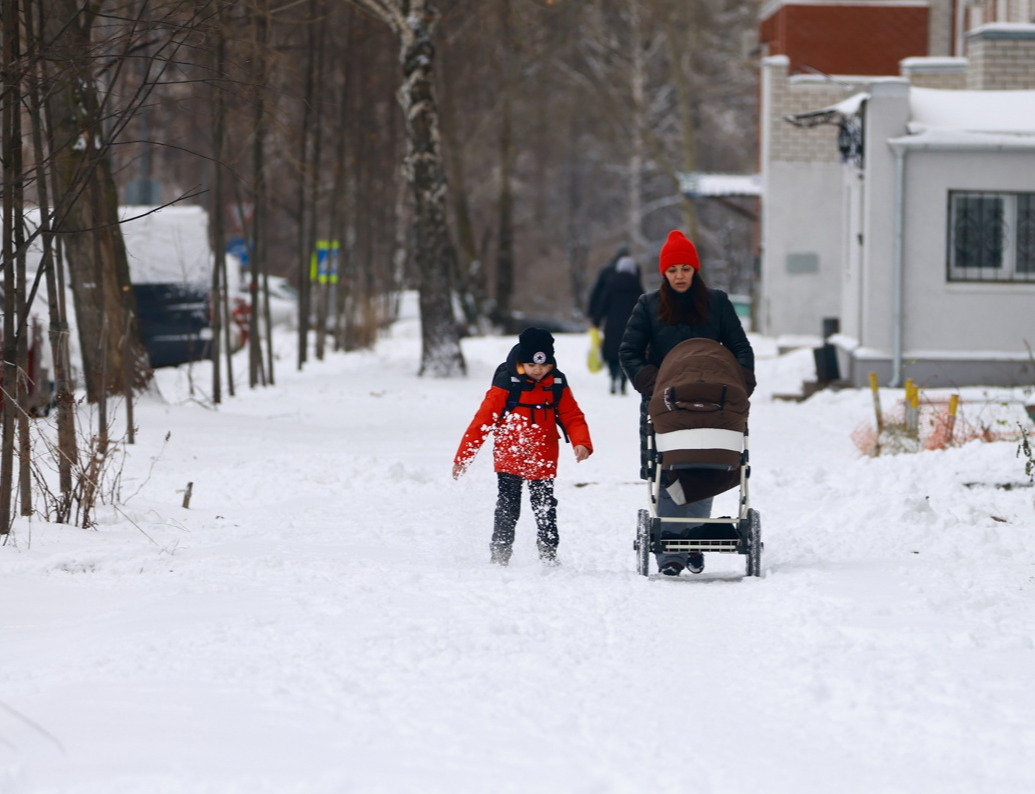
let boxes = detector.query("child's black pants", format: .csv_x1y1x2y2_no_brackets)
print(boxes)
492,472,558,551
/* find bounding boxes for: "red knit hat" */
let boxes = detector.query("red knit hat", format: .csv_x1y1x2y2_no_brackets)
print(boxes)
658,230,700,275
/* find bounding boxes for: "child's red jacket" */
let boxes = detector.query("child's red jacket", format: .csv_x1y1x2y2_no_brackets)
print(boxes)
454,360,592,480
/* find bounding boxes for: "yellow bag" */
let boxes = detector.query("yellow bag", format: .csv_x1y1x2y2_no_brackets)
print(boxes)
587,327,604,373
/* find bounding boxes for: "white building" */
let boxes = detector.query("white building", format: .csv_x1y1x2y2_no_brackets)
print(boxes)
759,22,1035,386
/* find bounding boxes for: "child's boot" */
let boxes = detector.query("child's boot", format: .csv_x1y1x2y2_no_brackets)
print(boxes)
537,541,559,566
490,544,512,566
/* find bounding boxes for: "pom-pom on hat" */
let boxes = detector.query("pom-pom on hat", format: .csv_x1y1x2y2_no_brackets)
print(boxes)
658,230,700,275
615,256,637,275
518,327,556,366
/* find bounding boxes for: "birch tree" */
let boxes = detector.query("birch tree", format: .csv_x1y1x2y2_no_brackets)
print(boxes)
345,0,464,377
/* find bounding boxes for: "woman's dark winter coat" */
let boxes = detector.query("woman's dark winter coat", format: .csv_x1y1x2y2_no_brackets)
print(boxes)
619,288,754,386
619,287,755,479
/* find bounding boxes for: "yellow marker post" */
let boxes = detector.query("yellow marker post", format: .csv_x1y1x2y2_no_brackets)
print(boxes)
868,372,883,434
945,394,959,445
905,379,919,438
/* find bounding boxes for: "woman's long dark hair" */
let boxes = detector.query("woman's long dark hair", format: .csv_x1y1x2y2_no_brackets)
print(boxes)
658,272,709,326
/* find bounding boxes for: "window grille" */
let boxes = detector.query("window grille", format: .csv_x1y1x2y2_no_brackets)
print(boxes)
948,191,1035,282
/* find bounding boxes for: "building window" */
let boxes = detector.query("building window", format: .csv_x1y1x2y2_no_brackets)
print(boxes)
949,191,1035,282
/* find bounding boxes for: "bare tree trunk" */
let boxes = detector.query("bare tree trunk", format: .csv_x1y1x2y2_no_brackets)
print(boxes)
661,0,700,239
1,0,20,531
566,113,589,315
6,1,33,518
627,0,648,254
296,0,317,369
26,0,77,511
310,4,330,362
248,0,269,388
493,0,516,322
210,92,225,404
208,6,228,405
401,8,465,375
437,26,486,332
214,5,236,399
348,0,464,376
330,8,354,353
42,0,154,403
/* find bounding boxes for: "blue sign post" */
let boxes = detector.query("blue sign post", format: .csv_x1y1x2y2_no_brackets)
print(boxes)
227,237,250,268
310,240,340,284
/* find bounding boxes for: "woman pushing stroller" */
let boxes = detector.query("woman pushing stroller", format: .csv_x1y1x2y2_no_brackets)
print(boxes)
619,230,755,576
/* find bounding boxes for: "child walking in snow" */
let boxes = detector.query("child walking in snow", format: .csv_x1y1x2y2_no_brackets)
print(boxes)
453,328,593,566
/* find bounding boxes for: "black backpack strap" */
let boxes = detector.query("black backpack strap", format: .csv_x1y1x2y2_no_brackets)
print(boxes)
492,361,525,416
550,370,571,444
493,363,570,444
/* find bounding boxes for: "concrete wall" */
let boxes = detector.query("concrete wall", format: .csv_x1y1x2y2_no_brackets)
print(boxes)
859,80,912,355
838,82,1035,388
760,56,869,336
841,349,1035,387
840,166,866,342
900,147,1035,353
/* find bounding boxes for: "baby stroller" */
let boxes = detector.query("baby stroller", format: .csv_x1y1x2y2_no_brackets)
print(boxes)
633,338,762,577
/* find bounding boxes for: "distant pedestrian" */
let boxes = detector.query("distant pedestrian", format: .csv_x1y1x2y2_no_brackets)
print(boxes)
586,243,629,328
594,255,643,394
453,328,593,566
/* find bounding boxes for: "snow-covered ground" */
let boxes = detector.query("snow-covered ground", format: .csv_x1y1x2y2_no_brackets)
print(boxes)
2,298,1034,793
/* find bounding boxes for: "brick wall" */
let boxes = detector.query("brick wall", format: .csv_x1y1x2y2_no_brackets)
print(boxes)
900,57,968,89
967,26,1035,89
760,3,930,76
765,62,868,163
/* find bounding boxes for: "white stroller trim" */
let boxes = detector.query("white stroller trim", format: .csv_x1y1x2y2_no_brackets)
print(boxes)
653,427,744,455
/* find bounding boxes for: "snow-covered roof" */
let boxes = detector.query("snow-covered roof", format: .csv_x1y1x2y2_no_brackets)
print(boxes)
899,56,967,72
118,205,213,284
890,125,1035,151
967,21,1035,39
908,87,1035,135
678,172,762,198
13,204,215,285
786,85,1035,147
784,91,868,128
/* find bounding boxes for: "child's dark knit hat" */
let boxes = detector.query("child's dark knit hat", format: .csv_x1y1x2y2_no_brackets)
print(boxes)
518,327,556,366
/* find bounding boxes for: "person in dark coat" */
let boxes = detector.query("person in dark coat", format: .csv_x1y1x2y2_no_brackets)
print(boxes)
619,230,755,576
586,243,629,327
595,255,643,394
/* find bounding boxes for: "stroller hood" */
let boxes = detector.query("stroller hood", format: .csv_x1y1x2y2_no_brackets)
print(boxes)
649,338,750,500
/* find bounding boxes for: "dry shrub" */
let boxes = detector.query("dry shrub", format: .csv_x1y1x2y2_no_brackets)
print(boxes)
853,397,1024,457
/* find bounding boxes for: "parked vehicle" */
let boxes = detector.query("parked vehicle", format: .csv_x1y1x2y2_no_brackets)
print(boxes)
119,205,245,368
8,204,248,374
238,274,299,332
133,283,214,369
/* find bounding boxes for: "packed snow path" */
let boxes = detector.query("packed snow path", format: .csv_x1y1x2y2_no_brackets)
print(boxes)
2,311,1033,793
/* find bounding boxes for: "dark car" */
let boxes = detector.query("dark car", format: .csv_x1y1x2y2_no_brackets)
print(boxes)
132,283,213,369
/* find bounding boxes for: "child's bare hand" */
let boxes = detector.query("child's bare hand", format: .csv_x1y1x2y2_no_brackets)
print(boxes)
573,445,590,462
452,462,465,479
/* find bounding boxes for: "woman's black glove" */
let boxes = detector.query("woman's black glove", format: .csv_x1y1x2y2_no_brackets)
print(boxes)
632,365,659,396
741,366,757,396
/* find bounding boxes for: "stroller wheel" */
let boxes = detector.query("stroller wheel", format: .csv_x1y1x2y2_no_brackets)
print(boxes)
635,509,651,576
745,508,762,577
